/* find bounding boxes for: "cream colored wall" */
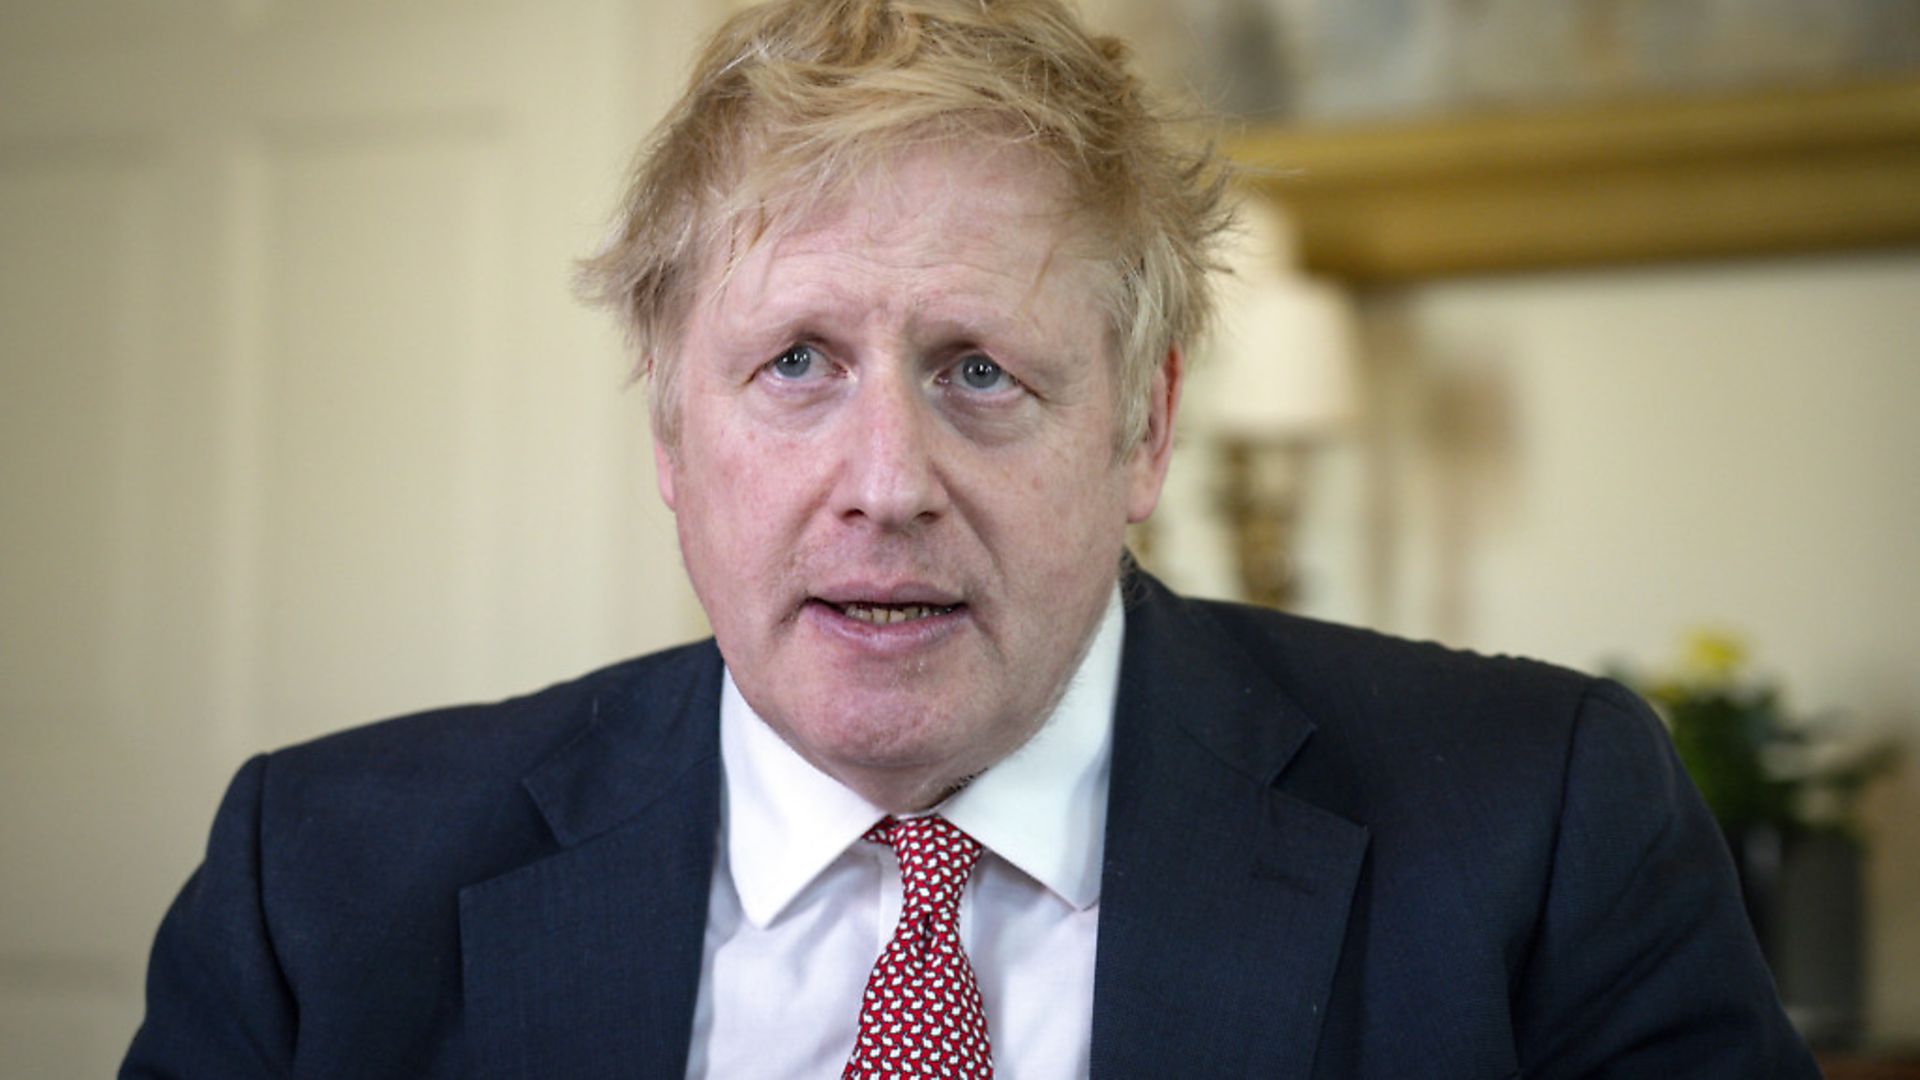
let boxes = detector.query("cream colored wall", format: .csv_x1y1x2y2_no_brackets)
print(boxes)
0,2,722,1073
1279,251,1920,1041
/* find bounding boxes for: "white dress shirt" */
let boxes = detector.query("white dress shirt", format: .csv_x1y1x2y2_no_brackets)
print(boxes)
685,588,1123,1079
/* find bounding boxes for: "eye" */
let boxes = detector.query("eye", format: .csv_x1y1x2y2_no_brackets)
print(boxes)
766,343,823,380
950,354,1013,393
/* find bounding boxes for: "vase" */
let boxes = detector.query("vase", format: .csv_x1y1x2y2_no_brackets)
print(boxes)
1729,824,1865,1049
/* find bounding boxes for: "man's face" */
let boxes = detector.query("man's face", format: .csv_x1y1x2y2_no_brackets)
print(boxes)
657,142,1177,811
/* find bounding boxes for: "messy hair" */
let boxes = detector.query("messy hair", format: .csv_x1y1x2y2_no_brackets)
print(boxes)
577,0,1231,451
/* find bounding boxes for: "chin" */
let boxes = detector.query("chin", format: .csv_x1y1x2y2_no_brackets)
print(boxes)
790,693,1000,778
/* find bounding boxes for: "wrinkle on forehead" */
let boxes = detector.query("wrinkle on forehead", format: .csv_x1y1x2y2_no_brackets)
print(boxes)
697,141,1107,332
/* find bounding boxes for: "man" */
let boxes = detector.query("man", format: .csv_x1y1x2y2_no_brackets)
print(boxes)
124,0,1817,1076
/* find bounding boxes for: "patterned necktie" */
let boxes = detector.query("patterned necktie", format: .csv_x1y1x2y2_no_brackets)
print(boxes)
843,814,993,1079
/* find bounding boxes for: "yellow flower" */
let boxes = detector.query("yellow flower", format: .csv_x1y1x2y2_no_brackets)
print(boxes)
1679,629,1747,684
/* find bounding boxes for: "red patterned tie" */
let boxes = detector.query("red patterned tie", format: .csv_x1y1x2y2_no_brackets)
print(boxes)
843,815,993,1079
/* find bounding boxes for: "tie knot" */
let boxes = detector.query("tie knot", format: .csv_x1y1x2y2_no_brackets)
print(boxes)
846,813,994,1077
865,815,983,913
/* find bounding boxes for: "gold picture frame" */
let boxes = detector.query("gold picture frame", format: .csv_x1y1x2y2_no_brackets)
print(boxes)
1227,76,1920,282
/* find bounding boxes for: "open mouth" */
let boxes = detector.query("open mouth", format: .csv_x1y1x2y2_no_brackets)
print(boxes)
829,601,961,626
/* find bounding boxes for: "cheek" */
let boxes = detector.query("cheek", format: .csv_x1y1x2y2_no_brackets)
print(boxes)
678,427,816,557
672,452,778,638
980,440,1129,556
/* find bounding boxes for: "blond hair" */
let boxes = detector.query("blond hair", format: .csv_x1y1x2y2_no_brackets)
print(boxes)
577,0,1231,451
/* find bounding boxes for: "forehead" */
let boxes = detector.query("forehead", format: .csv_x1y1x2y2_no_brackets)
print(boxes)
697,142,1113,341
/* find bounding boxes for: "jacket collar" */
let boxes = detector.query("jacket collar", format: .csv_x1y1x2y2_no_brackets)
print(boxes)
453,575,1369,1077
522,643,725,847
459,642,724,1080
1091,572,1370,1078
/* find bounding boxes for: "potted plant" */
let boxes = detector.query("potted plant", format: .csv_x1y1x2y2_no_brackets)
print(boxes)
1616,630,1898,1048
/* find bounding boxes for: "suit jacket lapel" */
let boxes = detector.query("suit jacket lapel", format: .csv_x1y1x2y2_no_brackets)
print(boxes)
459,645,724,1080
1092,575,1370,1078
452,582,1365,1076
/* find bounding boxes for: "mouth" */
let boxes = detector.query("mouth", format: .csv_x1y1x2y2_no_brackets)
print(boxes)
801,592,969,655
830,600,961,626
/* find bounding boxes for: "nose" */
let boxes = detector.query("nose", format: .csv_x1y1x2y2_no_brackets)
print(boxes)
832,369,949,531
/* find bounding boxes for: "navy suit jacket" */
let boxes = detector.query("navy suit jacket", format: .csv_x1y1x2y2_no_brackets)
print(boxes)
124,574,1815,1078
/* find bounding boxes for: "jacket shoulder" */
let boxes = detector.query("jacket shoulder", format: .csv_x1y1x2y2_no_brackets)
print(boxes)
1144,590,1658,840
125,642,723,1078
249,640,721,907
270,639,720,792
1171,593,1601,733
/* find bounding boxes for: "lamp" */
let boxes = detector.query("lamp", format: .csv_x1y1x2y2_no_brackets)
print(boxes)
1200,200,1357,608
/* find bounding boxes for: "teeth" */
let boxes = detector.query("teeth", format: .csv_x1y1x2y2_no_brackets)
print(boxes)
841,603,953,625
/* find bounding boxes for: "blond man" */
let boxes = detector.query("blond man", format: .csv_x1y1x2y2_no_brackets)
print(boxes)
126,2,1813,1077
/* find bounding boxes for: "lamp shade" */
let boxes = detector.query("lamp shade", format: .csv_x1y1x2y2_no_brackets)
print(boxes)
1202,275,1358,438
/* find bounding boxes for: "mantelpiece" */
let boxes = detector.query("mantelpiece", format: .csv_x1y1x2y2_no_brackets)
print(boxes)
1227,76,1920,281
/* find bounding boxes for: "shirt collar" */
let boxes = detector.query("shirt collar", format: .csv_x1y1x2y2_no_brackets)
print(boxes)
720,586,1122,927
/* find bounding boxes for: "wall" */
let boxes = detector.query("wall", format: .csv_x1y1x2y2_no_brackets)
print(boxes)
0,2,719,1073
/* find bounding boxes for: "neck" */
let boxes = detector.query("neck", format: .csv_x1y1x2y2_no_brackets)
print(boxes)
820,755,996,816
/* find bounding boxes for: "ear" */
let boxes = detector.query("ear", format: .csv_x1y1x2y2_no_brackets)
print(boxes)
653,432,679,512
1125,343,1183,523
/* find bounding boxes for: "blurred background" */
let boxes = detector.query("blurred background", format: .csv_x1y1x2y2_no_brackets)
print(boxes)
2,0,1916,1073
